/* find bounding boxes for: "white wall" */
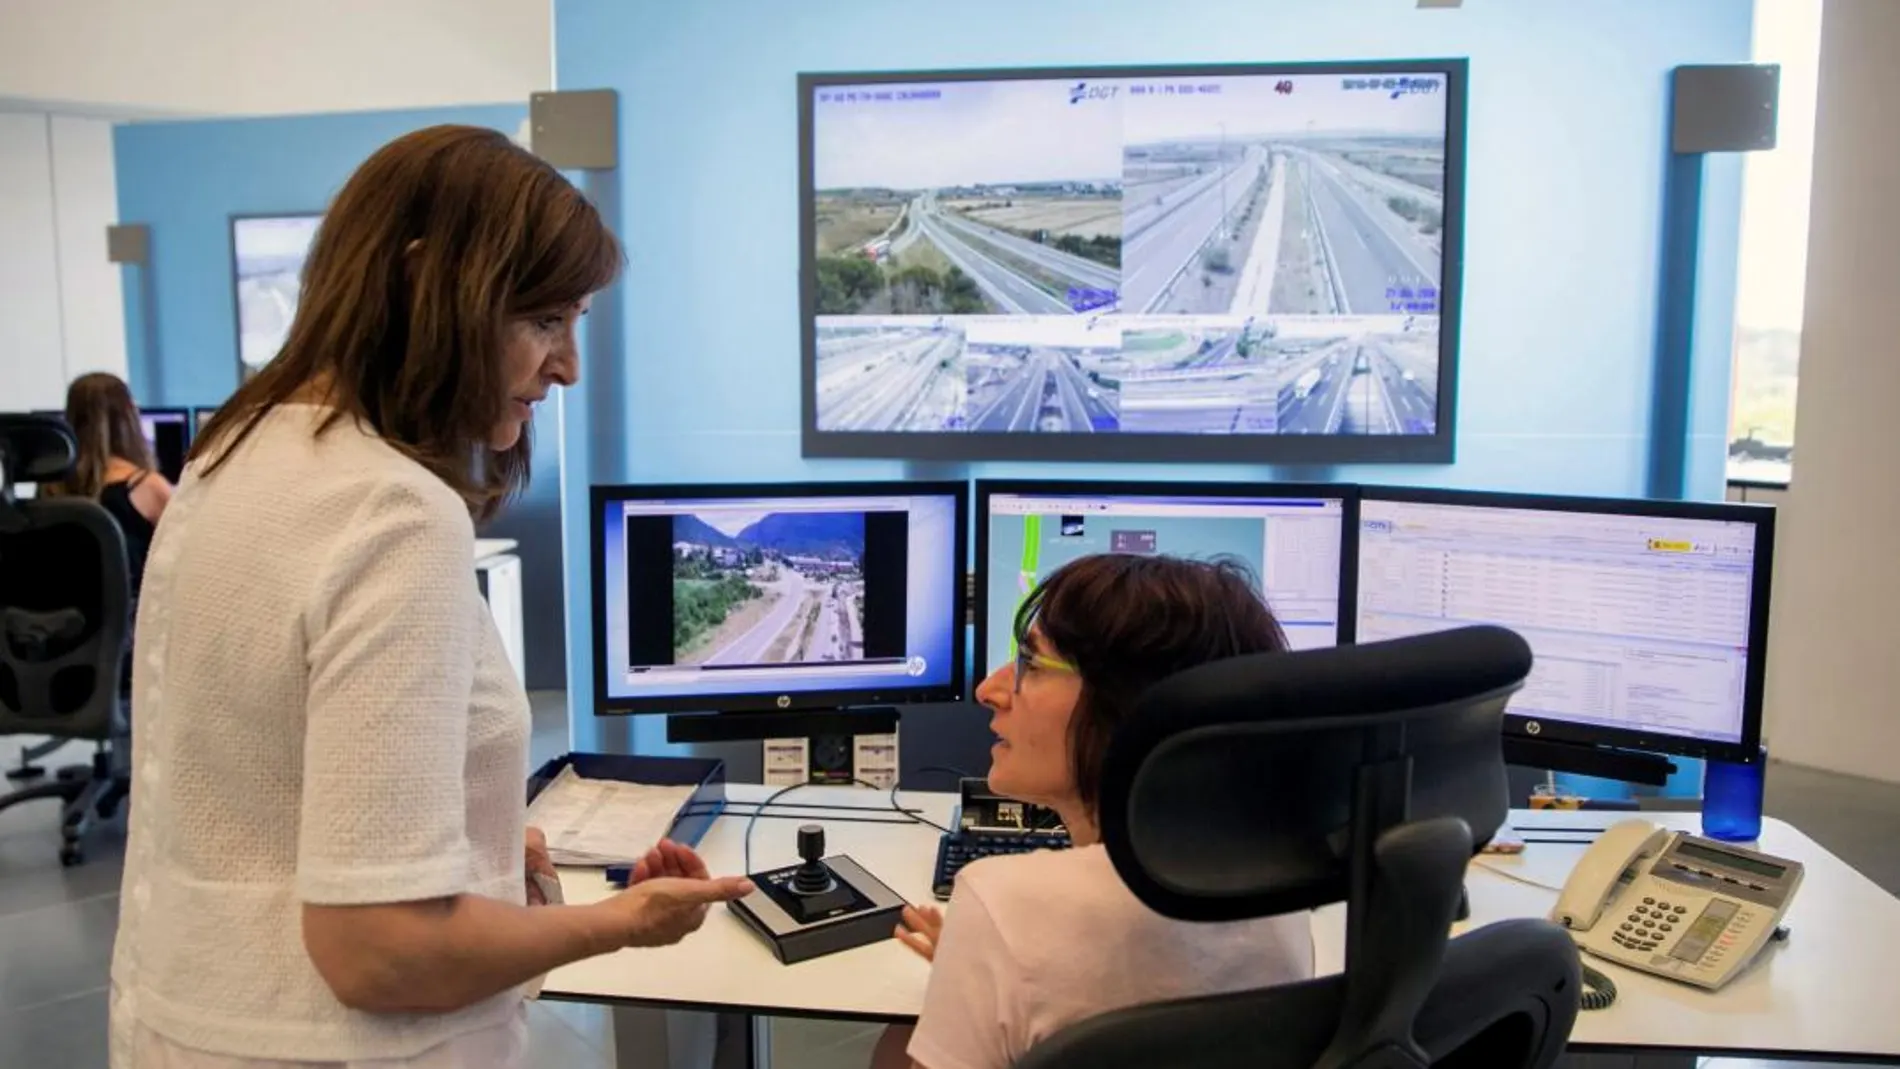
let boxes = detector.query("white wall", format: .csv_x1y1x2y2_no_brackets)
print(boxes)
0,111,126,411
1760,0,1900,782
0,0,551,117
0,113,68,410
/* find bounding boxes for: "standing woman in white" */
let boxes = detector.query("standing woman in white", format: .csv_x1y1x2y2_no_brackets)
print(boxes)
108,125,753,1069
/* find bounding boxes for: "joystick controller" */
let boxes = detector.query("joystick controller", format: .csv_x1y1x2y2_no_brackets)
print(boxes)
791,825,836,895
729,819,907,964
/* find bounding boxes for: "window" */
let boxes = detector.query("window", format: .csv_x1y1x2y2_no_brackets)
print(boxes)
1727,0,1823,486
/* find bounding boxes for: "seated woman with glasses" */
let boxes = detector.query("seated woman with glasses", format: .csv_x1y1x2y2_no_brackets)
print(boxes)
871,552,1317,1069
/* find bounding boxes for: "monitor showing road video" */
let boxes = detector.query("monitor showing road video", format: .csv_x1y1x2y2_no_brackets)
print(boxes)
801,61,1465,464
232,213,321,379
593,482,968,714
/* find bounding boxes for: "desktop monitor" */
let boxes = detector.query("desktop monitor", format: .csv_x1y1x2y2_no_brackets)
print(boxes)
800,59,1468,465
1354,487,1774,764
139,407,192,484
974,480,1353,679
592,481,969,715
232,213,322,378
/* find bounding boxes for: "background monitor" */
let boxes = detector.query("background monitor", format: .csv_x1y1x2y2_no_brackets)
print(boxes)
593,481,968,714
1354,488,1774,763
975,480,1353,679
139,407,192,484
232,213,322,378
800,59,1467,465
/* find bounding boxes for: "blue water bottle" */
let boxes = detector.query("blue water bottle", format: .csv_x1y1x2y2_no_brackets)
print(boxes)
1702,743,1767,842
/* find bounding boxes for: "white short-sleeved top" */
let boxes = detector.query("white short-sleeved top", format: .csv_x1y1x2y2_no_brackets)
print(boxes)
909,844,1316,1069
108,404,533,1067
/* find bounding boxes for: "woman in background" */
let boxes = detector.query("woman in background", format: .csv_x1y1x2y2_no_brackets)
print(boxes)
43,372,172,595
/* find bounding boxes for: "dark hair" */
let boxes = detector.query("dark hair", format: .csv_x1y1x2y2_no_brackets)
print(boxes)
44,372,154,499
1012,553,1289,817
193,124,623,521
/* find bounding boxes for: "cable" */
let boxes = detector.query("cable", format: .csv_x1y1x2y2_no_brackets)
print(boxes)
917,764,974,781
1470,858,1565,894
742,778,951,874
1579,962,1618,1011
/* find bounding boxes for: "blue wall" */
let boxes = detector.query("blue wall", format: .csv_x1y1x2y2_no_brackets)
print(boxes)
113,104,573,690
552,0,1753,756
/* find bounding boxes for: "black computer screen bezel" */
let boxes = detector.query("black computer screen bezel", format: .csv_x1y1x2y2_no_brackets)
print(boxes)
139,406,194,483
972,478,1360,683
797,58,1469,465
1354,485,1775,764
590,480,970,716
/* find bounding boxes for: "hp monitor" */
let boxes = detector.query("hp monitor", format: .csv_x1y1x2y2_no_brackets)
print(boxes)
592,481,968,715
1354,488,1774,764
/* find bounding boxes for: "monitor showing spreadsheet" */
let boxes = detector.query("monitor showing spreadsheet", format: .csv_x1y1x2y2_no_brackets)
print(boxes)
975,480,1352,677
1354,488,1773,762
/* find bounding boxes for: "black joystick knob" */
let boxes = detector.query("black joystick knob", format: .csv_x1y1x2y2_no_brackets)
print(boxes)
792,823,834,894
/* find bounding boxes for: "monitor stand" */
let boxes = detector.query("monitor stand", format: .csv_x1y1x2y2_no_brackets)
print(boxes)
666,706,902,788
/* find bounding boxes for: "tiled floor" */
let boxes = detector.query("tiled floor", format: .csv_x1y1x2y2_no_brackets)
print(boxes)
1,695,1894,1068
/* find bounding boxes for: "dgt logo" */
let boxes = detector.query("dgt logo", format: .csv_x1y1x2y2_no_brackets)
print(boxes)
1068,81,1119,104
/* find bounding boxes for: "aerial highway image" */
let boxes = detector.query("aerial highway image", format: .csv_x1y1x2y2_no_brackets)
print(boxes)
1109,322,1278,434
1266,318,1439,435
961,317,1123,433
814,318,968,431
672,510,867,668
1119,73,1447,319
811,78,1123,316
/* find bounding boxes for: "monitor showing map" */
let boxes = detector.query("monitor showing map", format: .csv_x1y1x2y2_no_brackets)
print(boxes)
974,479,1351,677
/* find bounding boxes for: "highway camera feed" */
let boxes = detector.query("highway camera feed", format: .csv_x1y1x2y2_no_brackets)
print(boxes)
809,69,1449,439
672,511,867,668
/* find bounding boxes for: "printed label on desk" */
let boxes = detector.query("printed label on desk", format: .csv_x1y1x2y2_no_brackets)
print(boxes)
763,738,809,787
855,732,899,790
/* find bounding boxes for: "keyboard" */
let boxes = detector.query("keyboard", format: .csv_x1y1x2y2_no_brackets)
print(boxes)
931,830,1071,900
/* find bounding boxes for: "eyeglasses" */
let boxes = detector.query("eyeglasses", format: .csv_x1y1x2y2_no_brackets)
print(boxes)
1012,645,1077,692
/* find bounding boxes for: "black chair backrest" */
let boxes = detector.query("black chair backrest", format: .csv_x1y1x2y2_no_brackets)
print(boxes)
1013,918,1580,1069
1098,625,1529,924
0,414,129,740
1014,626,1581,1069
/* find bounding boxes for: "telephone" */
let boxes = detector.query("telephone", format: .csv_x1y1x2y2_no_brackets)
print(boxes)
1550,819,1803,991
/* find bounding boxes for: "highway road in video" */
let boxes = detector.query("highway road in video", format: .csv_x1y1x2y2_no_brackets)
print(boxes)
966,346,1120,432
1291,149,1441,315
815,324,967,431
1275,337,1438,435
705,571,863,667
906,194,1118,315
1122,139,1441,317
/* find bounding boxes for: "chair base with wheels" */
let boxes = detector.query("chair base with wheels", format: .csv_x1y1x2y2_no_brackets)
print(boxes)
1,413,135,866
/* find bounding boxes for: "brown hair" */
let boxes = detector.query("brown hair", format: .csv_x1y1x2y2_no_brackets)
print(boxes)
1014,553,1289,817
43,372,155,499
193,124,622,520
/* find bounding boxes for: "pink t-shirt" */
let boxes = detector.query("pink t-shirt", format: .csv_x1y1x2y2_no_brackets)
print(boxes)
908,844,1315,1069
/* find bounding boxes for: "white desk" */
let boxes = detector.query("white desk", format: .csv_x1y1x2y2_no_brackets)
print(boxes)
542,786,1900,1066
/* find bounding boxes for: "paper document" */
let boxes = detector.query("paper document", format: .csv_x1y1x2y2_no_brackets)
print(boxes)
526,766,697,866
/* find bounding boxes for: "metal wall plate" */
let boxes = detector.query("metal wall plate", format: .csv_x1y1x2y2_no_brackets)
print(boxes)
1674,64,1780,154
530,88,618,169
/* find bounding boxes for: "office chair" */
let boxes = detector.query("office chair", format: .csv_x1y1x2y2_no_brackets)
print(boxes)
1015,626,1583,1069
0,413,133,866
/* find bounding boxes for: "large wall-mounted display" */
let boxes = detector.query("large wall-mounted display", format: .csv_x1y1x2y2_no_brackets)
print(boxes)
800,60,1467,464
231,213,322,380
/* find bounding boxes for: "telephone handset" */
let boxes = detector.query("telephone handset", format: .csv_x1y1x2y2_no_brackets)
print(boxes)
1550,819,1803,991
